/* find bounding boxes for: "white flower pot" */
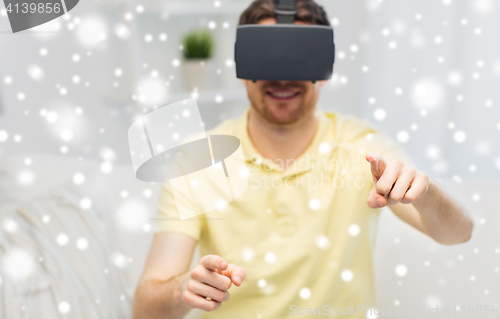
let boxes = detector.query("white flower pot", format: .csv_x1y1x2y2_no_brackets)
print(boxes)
182,59,216,92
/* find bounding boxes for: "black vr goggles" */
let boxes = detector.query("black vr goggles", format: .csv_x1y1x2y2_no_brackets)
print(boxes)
234,0,335,83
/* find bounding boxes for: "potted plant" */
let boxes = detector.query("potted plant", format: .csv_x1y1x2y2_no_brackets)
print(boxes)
181,30,216,92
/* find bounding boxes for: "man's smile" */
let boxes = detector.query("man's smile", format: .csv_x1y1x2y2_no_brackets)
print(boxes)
266,88,301,101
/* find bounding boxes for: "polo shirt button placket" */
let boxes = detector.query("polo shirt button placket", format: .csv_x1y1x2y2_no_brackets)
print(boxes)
276,216,296,237
275,185,297,237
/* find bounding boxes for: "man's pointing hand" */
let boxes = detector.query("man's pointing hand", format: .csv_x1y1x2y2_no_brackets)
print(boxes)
182,255,246,312
365,153,429,208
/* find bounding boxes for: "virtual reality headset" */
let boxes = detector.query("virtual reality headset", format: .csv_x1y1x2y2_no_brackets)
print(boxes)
234,0,335,83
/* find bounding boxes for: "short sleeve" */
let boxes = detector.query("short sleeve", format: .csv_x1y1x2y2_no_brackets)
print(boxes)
154,180,202,241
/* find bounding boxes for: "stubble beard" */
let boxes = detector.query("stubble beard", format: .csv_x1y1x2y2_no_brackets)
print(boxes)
252,98,307,126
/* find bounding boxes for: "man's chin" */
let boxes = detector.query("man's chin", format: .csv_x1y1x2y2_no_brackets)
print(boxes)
262,109,302,125
250,99,305,125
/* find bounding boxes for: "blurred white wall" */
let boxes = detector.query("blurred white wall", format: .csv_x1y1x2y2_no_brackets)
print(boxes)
1,0,499,179
359,0,500,182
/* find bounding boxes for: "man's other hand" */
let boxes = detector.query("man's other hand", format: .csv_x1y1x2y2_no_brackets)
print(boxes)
182,254,246,312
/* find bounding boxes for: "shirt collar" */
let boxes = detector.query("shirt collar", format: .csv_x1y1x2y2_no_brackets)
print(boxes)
231,107,336,177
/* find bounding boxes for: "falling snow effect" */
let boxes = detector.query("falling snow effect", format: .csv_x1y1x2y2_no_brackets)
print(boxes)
0,0,497,317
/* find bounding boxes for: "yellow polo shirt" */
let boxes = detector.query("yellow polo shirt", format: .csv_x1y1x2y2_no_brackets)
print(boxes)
155,108,415,319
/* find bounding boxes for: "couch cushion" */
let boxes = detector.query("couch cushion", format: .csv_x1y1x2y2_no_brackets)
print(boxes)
0,185,132,318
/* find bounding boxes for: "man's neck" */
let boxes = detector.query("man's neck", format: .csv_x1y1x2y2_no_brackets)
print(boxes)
247,108,319,171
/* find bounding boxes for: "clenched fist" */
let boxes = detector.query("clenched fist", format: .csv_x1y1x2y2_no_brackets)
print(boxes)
366,153,429,208
182,255,246,312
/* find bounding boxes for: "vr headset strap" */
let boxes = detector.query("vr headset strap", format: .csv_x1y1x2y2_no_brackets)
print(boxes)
274,0,296,24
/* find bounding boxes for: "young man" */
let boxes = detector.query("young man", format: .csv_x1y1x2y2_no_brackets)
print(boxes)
133,1,474,318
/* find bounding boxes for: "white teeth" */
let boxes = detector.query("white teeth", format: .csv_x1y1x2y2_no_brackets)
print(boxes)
270,92,296,98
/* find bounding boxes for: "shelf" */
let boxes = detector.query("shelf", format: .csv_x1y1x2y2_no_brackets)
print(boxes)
165,87,247,104
100,87,248,107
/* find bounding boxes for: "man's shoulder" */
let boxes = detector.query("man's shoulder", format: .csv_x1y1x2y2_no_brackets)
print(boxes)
324,111,380,144
206,114,242,136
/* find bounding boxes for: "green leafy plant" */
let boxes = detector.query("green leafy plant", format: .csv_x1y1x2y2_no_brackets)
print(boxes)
182,30,214,59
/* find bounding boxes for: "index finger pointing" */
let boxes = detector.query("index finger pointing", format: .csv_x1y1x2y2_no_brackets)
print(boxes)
223,264,246,287
201,255,228,272
366,153,387,181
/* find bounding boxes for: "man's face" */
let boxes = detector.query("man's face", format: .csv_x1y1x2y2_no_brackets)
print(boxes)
242,18,330,126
